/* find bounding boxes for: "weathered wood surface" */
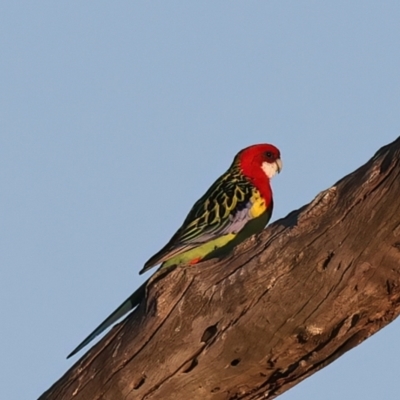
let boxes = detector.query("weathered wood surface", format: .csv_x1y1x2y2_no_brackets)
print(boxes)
39,137,400,400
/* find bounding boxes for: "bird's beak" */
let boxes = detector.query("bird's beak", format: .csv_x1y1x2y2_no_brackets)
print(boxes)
275,158,283,174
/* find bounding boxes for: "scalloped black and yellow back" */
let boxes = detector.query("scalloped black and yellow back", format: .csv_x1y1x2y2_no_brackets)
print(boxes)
140,161,273,274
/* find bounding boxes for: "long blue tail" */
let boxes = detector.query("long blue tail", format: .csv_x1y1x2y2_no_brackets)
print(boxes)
67,280,147,359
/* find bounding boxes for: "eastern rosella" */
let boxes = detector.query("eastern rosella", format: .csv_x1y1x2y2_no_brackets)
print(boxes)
67,144,282,358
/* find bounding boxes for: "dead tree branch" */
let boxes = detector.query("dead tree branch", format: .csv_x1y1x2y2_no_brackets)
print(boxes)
39,137,400,400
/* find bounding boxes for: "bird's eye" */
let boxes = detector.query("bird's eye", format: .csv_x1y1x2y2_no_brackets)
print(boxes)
265,151,273,158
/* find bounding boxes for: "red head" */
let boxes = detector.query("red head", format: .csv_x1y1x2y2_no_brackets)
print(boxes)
236,143,282,178
235,143,282,200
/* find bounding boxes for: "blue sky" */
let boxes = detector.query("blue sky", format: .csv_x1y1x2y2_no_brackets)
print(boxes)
1,2,399,399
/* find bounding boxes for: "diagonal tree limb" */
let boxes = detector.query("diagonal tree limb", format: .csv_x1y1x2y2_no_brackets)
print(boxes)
39,136,400,400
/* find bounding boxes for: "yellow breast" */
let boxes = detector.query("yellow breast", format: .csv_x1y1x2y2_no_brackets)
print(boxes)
249,189,267,218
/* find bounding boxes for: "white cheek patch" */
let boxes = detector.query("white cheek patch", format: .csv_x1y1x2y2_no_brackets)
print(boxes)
262,161,279,179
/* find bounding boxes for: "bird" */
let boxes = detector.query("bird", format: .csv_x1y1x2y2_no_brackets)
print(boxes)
67,143,282,358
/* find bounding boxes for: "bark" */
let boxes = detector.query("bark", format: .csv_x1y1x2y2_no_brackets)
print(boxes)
39,137,400,400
